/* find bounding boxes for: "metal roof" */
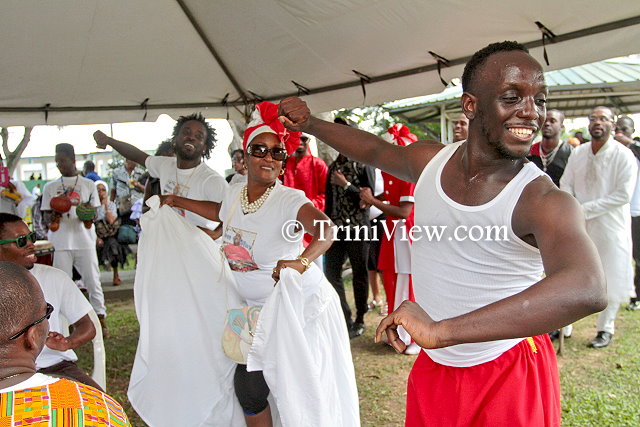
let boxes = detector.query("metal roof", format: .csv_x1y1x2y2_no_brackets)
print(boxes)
385,56,640,122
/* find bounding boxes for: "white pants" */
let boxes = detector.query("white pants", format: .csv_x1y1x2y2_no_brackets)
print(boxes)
54,249,106,316
596,301,620,334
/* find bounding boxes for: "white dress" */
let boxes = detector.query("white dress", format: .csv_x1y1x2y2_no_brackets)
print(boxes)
560,139,638,304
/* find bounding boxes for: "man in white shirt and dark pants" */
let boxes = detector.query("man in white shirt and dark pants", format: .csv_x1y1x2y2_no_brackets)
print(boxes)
561,106,637,348
41,143,106,336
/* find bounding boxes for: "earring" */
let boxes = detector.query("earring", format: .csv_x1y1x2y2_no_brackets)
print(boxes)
279,169,285,176
243,164,248,170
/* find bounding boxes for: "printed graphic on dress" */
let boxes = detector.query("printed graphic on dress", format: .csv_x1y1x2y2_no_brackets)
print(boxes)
222,227,259,272
163,180,190,217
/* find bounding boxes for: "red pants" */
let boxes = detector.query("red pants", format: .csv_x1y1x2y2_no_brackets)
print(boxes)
405,335,560,427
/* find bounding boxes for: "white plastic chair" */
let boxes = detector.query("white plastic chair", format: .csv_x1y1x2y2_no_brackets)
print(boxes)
58,309,107,391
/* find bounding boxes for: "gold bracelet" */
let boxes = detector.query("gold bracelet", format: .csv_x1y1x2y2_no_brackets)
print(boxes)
297,256,310,272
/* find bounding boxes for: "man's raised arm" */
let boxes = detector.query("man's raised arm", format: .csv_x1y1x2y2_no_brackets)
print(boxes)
93,130,149,166
278,97,440,183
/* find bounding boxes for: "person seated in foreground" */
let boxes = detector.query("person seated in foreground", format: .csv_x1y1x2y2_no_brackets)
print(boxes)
0,213,101,390
0,261,131,426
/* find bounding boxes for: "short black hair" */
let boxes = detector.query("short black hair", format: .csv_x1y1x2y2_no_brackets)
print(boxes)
0,262,41,346
0,213,23,238
55,143,75,159
618,115,635,127
462,41,529,93
592,105,616,120
83,160,95,171
547,109,565,122
155,138,175,156
230,149,244,158
172,113,216,159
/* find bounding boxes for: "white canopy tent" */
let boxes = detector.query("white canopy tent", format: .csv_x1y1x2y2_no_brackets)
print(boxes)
2,0,640,126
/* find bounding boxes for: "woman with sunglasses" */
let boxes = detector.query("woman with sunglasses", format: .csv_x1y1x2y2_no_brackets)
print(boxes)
161,101,359,427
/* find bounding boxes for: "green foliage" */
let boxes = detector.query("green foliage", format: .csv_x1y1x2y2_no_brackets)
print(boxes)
335,105,440,140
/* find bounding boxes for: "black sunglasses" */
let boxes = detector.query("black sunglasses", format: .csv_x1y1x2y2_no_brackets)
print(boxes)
8,302,54,340
0,231,37,249
247,144,288,161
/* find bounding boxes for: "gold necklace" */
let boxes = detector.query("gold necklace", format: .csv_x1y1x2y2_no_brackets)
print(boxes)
0,372,24,382
174,162,200,195
241,184,275,214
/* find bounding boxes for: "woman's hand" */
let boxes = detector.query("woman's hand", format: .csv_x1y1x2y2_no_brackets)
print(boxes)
159,194,182,208
271,259,306,283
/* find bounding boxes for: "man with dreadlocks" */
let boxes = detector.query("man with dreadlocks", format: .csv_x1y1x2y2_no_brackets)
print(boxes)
94,113,226,233
94,114,229,425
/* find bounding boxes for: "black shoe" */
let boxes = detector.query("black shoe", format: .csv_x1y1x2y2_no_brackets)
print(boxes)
349,322,365,339
626,301,640,311
588,331,612,348
548,330,560,341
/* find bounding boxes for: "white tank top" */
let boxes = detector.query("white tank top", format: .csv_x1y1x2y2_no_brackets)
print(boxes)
412,141,545,367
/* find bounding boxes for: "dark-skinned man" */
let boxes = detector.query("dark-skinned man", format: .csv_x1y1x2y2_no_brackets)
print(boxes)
452,112,469,143
613,116,640,311
0,262,131,426
527,109,572,187
561,106,637,349
94,114,229,424
94,113,227,235
41,144,106,335
0,213,100,390
279,41,606,426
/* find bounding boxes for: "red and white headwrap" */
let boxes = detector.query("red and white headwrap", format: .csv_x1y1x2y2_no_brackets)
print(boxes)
242,101,301,154
382,123,418,146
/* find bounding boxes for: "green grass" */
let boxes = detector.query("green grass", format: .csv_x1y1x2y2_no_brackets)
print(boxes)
76,283,640,426
99,253,137,273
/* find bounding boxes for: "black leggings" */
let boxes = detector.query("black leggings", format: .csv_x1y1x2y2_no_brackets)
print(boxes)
234,364,270,415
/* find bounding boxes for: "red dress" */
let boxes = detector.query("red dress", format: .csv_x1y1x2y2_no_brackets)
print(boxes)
283,153,328,245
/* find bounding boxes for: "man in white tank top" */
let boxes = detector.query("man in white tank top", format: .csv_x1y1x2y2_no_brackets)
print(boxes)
279,42,606,426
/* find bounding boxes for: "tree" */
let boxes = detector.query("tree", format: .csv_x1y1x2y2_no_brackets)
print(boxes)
0,126,33,176
334,105,441,140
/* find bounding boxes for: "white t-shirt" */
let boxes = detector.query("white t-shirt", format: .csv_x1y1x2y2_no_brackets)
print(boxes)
218,182,310,305
145,156,227,229
41,176,100,250
30,264,93,369
0,373,58,393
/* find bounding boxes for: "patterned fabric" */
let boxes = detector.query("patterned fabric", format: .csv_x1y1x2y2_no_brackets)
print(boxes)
0,378,130,426
325,156,374,227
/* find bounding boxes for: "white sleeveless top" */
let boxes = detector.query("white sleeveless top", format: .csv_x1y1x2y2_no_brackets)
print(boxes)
412,141,545,367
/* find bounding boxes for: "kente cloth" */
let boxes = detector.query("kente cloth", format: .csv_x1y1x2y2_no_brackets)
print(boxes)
0,375,130,426
405,335,560,427
247,267,360,427
128,196,245,427
560,139,638,304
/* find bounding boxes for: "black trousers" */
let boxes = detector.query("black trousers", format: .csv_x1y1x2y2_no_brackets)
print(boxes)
324,229,369,326
631,216,640,303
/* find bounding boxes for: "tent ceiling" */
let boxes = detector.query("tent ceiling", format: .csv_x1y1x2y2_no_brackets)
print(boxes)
385,58,640,122
2,1,640,126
